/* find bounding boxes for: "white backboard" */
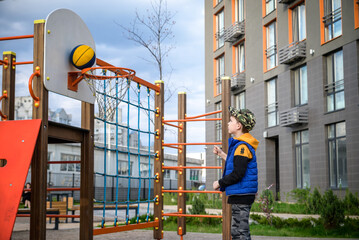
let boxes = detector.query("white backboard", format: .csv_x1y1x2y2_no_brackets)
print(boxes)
44,9,96,103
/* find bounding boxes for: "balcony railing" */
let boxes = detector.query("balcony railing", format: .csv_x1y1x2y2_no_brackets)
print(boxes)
278,0,296,4
323,8,342,26
231,72,245,90
324,79,344,93
280,107,308,127
224,21,245,43
279,40,306,65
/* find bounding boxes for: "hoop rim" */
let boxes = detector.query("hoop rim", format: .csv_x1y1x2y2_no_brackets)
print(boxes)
68,66,136,92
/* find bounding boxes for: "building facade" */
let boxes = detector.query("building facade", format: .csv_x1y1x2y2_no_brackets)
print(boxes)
205,0,359,198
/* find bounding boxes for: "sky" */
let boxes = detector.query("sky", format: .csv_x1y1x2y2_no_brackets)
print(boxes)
0,0,206,153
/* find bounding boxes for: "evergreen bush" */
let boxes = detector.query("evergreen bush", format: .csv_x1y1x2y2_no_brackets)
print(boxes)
188,195,206,215
320,189,345,229
307,187,322,214
344,189,359,215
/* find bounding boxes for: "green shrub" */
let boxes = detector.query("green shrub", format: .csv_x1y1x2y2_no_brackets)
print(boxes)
320,189,345,229
250,214,316,229
290,188,310,204
343,189,359,215
307,187,322,214
188,195,206,215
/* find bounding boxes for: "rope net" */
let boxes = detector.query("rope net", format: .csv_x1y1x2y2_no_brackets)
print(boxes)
90,68,157,229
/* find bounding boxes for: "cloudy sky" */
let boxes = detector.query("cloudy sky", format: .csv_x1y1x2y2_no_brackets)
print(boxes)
0,0,206,153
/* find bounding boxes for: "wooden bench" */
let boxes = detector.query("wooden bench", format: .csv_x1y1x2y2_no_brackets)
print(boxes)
17,208,60,230
69,204,138,222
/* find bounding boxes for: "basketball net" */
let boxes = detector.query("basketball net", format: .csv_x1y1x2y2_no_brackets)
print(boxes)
81,67,135,121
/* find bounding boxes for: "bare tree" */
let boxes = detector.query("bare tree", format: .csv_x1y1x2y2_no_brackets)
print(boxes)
118,0,176,100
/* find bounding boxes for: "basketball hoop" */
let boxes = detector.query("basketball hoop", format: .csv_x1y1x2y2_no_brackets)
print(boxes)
68,66,136,120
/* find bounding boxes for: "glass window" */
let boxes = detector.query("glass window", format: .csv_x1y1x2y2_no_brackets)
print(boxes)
140,163,152,177
163,169,171,179
216,10,225,49
215,55,225,95
266,79,278,127
60,154,80,172
236,42,245,73
234,91,246,110
236,0,244,22
323,0,342,41
295,130,310,188
328,122,347,188
326,50,344,112
190,170,199,181
266,22,277,70
118,161,133,176
292,3,306,42
266,0,276,15
215,102,222,142
294,65,308,106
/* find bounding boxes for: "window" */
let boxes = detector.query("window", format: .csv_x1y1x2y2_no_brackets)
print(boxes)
118,161,133,176
328,122,347,188
325,50,344,112
60,154,80,172
294,65,308,106
235,42,245,73
216,10,225,49
215,55,225,96
140,163,152,177
47,152,52,170
236,0,244,22
291,2,306,42
190,170,199,181
163,169,171,179
215,102,222,142
265,21,277,70
265,0,276,15
234,91,245,110
266,79,278,127
322,0,342,42
295,130,310,188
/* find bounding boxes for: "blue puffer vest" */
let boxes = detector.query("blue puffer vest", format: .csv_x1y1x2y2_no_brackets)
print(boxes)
221,138,258,196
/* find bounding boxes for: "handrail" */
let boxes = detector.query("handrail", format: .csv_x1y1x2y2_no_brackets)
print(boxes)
0,90,8,120
28,66,41,107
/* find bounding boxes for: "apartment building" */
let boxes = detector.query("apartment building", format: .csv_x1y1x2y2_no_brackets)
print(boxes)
205,0,359,198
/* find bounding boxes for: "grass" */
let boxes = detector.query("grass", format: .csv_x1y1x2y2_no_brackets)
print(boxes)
251,201,309,214
162,220,359,238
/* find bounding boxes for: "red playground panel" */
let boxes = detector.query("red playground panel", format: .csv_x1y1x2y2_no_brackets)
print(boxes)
0,119,41,240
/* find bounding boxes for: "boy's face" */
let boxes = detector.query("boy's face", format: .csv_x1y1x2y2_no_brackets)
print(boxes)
228,116,241,134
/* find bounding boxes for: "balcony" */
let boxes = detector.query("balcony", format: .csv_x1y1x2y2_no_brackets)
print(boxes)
279,41,306,65
231,72,245,90
279,107,308,127
224,21,245,43
278,0,296,4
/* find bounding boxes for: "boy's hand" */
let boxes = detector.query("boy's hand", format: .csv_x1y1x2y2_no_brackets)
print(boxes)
213,145,223,156
213,180,220,190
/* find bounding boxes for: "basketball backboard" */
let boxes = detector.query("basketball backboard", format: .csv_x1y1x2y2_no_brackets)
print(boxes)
43,9,96,103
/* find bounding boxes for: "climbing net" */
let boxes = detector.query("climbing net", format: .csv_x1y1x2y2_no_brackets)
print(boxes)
92,69,158,231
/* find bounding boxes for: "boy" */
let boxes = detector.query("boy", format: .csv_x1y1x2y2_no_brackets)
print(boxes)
213,107,259,240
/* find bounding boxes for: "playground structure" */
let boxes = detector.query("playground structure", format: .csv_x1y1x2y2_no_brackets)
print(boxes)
0,9,233,240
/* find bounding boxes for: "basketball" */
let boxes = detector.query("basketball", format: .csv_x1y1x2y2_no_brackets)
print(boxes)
70,44,96,70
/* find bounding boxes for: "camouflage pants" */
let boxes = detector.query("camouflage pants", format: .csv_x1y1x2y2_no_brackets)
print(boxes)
231,204,252,240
